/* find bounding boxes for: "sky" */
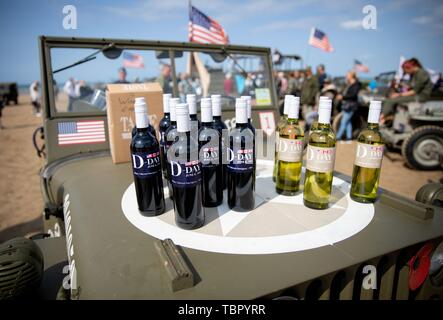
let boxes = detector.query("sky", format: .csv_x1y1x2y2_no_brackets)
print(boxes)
0,0,442,84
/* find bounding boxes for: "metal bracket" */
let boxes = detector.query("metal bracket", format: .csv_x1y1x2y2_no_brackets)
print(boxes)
154,238,195,292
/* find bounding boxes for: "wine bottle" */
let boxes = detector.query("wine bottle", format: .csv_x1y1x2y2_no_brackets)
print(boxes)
130,97,165,216
227,98,255,211
165,97,180,199
276,97,304,195
186,94,201,131
241,96,255,134
273,95,293,182
199,98,223,207
170,103,204,229
211,94,228,190
303,98,336,210
159,93,172,178
350,100,384,203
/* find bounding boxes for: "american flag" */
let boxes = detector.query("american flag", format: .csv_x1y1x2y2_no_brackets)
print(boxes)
354,59,369,73
123,52,144,69
58,120,106,146
308,28,334,52
188,5,229,45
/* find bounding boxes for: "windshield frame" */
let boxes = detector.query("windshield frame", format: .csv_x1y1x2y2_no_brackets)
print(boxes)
40,36,277,119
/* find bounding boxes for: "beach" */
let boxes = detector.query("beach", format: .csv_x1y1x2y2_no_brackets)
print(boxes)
0,94,442,243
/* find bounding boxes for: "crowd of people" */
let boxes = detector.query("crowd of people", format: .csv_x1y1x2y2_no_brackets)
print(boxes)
274,57,436,140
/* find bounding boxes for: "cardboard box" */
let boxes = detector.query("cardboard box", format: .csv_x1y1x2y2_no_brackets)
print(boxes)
106,82,163,164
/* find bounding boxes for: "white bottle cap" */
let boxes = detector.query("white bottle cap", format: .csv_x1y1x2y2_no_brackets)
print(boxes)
211,94,222,116
186,94,197,115
176,103,190,133
368,100,382,124
163,93,171,113
134,97,149,129
288,97,300,119
241,96,252,119
318,98,332,124
283,95,294,115
235,98,248,124
169,97,179,122
200,98,213,123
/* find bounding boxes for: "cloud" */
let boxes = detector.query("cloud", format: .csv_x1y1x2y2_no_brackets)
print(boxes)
340,20,362,30
256,16,321,31
411,4,443,30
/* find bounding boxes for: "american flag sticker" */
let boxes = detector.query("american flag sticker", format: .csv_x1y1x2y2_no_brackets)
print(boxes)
58,120,106,146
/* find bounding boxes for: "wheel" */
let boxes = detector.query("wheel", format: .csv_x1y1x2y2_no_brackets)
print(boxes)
401,125,443,170
332,112,365,139
415,183,443,207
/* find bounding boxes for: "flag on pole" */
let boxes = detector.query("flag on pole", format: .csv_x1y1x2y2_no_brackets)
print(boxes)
308,27,334,52
188,4,229,45
354,59,369,73
122,52,144,69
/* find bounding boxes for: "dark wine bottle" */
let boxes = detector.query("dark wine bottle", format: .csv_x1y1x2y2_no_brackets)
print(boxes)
186,94,201,131
159,93,171,178
227,98,255,212
199,98,223,207
241,95,255,134
165,98,180,199
130,97,165,216
211,94,228,190
170,103,204,229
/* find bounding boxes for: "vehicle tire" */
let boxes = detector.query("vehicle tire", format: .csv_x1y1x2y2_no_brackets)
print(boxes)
401,125,443,170
332,112,365,139
415,183,443,207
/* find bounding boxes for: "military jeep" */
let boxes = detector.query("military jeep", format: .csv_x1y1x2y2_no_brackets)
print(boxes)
1,36,443,300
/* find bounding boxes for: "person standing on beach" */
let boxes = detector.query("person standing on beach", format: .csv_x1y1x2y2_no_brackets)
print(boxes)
29,81,41,116
64,78,78,112
0,96,4,129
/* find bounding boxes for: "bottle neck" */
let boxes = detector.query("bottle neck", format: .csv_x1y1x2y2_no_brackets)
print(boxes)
367,122,379,131
136,126,150,132
236,122,249,129
163,112,170,118
201,121,213,127
170,120,177,126
287,117,299,125
190,114,198,121
213,115,222,121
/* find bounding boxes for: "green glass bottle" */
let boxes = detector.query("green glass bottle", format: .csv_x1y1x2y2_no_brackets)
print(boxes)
350,100,384,203
303,98,336,209
276,97,304,195
273,95,293,182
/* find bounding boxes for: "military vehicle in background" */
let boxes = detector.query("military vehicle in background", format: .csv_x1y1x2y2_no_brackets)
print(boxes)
1,36,443,301
0,82,19,105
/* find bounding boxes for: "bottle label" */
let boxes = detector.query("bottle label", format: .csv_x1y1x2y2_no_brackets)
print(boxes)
278,138,304,162
170,160,202,188
354,143,384,168
306,145,336,173
131,150,161,178
200,146,220,167
227,148,254,173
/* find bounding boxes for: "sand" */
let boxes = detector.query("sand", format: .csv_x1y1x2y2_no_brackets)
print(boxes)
0,95,442,243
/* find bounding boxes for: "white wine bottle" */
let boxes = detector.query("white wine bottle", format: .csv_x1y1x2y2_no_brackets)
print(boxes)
303,98,336,209
350,100,384,203
273,95,293,182
276,97,304,195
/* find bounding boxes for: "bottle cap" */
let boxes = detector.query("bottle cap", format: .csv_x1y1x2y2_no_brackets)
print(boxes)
163,93,171,113
288,96,300,119
235,98,248,124
368,100,382,124
186,94,197,115
241,96,252,119
176,103,190,133
169,97,179,122
318,98,332,124
283,95,294,116
211,94,222,116
134,97,149,129
200,98,212,123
